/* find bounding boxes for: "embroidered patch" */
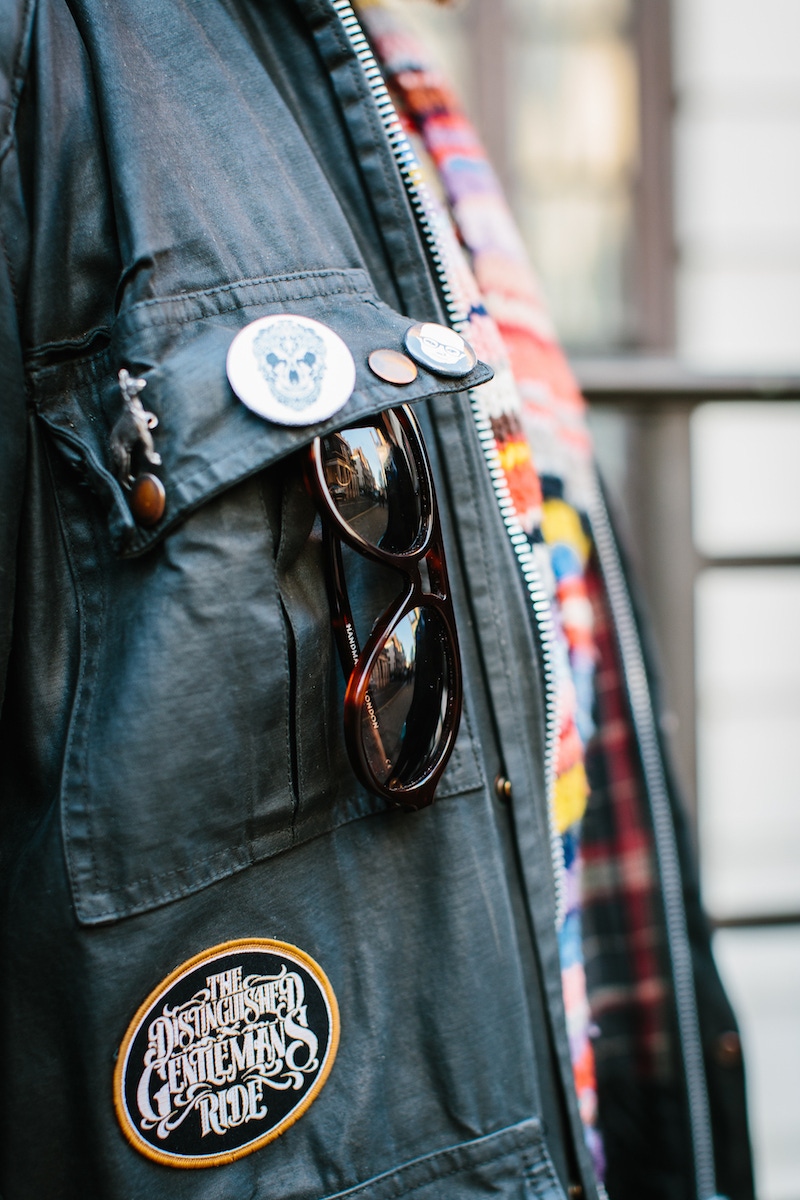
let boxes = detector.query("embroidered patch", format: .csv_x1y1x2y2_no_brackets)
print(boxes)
114,939,339,1168
226,314,356,426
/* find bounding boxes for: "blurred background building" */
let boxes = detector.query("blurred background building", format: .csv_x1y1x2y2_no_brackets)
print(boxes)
401,2,800,1197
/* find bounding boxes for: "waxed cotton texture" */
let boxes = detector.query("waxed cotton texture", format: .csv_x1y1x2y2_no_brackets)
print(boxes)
19,0,493,560
40,376,485,925
13,0,492,927
1,2,591,1198
20,0,432,358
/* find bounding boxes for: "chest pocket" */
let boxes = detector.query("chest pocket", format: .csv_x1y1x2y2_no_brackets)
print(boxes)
34,271,488,924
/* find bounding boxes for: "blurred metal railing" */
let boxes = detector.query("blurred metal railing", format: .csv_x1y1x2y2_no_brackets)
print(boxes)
574,358,800,932
575,357,800,406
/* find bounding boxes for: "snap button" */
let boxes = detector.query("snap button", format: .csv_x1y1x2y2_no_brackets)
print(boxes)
494,775,512,803
712,1030,742,1068
367,348,418,385
403,322,477,378
129,473,166,527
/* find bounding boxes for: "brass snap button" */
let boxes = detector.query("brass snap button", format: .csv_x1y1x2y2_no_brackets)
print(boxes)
713,1030,742,1068
494,775,512,803
367,348,418,385
129,473,166,527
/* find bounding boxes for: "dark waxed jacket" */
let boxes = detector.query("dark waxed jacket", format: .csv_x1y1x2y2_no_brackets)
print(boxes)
0,2,752,1199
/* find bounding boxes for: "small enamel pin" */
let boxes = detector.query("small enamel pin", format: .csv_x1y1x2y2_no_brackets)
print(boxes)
403,322,477,378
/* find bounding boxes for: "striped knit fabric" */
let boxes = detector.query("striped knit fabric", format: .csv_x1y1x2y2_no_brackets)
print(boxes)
356,0,603,1173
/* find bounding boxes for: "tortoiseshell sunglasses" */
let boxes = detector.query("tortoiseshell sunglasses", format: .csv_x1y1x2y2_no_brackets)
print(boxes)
305,404,462,810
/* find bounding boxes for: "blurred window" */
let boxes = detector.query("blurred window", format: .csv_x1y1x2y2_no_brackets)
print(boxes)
401,0,672,352
692,403,800,557
506,0,639,350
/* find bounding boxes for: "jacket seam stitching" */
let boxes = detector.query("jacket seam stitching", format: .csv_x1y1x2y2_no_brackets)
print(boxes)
26,276,377,370
46,442,106,911
258,478,296,837
77,844,271,922
329,1146,519,1200
124,282,372,334
94,844,255,895
121,268,370,315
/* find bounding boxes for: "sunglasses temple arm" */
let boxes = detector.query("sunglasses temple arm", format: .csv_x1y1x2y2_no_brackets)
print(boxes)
324,529,398,784
323,528,363,677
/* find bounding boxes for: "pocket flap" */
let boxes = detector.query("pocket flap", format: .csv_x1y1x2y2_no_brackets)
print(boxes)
30,268,491,556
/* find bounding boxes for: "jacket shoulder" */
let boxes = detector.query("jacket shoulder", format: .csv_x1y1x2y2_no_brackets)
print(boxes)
0,0,35,154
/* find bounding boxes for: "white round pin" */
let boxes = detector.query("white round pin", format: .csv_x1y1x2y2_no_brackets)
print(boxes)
226,314,356,426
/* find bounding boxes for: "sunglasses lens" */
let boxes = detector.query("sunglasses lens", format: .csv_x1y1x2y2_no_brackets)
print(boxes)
320,411,425,553
360,607,453,789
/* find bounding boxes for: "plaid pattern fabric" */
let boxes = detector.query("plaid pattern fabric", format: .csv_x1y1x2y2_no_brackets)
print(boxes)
582,559,673,1084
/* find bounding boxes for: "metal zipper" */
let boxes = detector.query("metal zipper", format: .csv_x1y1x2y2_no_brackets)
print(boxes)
332,0,566,926
587,479,723,1200
332,3,462,329
466,407,565,927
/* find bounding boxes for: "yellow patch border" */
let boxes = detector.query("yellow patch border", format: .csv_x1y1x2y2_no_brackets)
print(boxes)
113,937,340,1169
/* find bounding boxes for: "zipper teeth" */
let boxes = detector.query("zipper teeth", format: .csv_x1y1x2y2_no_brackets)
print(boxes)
587,479,718,1200
332,0,565,926
333,0,463,335
469,408,565,926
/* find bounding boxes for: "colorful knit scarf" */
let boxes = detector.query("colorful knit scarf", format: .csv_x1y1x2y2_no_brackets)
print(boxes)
356,0,604,1177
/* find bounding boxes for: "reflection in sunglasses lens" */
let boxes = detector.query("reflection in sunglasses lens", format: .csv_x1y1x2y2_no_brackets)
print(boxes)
360,607,450,787
321,413,423,553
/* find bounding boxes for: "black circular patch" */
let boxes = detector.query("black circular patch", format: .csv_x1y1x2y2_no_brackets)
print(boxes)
114,939,339,1168
403,322,477,378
